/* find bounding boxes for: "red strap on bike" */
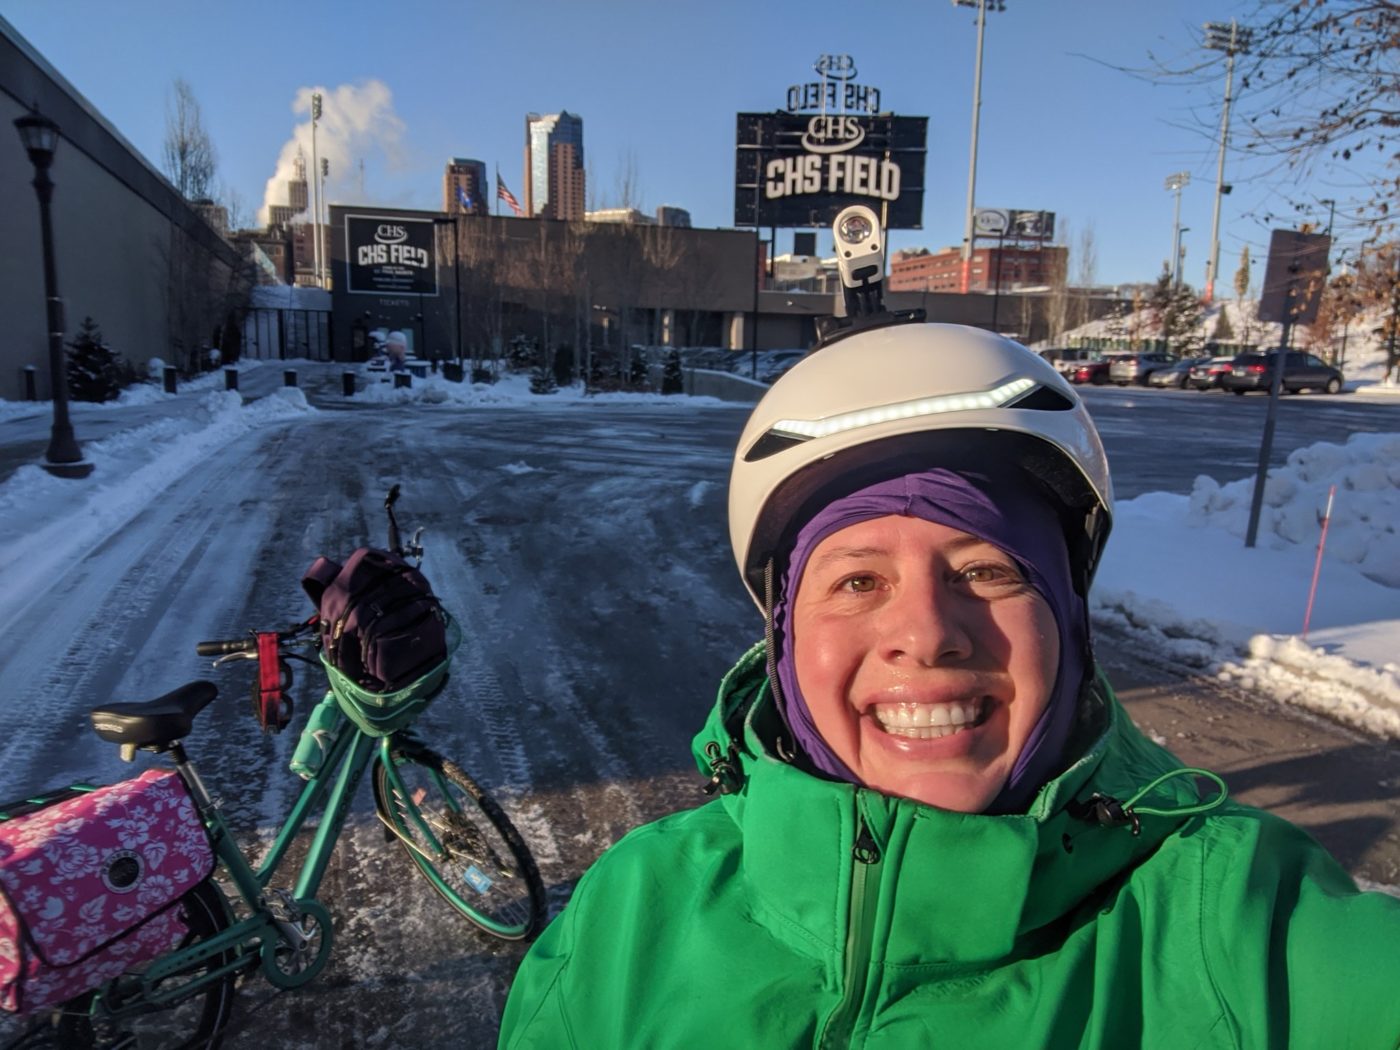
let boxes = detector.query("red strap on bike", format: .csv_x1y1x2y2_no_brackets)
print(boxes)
256,631,290,732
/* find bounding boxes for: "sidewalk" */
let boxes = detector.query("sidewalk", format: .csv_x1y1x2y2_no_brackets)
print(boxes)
0,360,347,484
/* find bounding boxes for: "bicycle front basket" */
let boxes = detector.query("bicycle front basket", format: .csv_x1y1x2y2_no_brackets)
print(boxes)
322,613,462,737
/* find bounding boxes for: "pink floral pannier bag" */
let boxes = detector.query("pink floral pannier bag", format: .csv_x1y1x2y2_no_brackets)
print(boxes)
0,769,215,1016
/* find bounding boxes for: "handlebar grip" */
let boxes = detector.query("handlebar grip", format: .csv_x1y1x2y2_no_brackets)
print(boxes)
196,638,256,656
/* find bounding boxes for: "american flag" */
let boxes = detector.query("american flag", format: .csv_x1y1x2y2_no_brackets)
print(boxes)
497,174,524,217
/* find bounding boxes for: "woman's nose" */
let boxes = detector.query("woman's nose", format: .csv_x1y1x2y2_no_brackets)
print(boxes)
875,576,974,666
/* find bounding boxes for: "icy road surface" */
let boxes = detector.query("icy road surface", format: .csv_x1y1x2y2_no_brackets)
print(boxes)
0,379,1396,1047
0,402,759,1047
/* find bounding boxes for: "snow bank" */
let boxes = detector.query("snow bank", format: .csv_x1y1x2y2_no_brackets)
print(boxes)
0,387,314,636
354,370,726,408
1095,432,1400,739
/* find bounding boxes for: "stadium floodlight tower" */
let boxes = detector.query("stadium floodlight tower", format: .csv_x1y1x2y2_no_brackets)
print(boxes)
952,0,1006,294
1164,171,1191,288
1202,19,1252,304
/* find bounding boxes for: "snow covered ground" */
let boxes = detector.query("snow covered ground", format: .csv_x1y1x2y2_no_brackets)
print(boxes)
1,358,1397,748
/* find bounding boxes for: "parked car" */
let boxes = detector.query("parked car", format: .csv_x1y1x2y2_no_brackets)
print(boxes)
1187,355,1237,390
1146,356,1210,388
1044,347,1102,377
1070,355,1124,385
1109,352,1177,386
753,349,808,384
1219,350,1344,395
680,348,743,373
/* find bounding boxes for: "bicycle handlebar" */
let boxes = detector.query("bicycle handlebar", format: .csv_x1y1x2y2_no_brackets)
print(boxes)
196,637,258,656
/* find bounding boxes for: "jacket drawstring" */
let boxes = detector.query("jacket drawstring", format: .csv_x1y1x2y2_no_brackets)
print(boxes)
1065,768,1228,849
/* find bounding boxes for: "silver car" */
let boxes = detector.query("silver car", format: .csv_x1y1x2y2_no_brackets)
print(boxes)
1109,352,1177,386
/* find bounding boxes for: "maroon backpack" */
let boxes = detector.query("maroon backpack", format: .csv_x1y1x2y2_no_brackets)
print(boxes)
302,547,447,693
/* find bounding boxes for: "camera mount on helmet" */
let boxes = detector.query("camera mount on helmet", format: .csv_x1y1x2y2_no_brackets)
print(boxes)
815,205,925,347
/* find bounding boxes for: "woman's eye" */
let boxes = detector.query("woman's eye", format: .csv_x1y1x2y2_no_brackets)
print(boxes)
958,564,1020,587
839,574,878,594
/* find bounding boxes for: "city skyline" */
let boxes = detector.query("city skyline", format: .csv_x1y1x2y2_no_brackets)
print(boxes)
2,0,1383,287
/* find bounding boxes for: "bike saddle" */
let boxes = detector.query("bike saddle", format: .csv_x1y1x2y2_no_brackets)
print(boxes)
90,680,218,753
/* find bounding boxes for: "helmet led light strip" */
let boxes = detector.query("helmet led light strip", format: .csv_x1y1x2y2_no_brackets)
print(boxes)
770,377,1038,441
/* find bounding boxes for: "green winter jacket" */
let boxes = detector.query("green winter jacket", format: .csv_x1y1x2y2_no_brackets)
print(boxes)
500,644,1400,1049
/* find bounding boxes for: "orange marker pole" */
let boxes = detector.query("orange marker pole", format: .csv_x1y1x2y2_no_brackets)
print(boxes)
1301,484,1336,639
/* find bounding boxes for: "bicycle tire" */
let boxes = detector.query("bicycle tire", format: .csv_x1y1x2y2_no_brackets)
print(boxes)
41,880,239,1050
373,745,545,941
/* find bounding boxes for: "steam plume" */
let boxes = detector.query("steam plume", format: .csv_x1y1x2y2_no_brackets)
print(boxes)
258,79,407,226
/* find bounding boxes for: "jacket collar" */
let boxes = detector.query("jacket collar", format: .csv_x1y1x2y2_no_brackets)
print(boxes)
692,644,1207,968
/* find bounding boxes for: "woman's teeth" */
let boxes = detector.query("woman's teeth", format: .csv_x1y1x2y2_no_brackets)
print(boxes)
873,700,984,739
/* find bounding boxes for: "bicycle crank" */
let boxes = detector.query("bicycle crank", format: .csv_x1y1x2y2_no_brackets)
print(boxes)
259,892,333,990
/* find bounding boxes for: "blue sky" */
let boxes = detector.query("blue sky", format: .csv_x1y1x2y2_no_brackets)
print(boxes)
2,0,1373,286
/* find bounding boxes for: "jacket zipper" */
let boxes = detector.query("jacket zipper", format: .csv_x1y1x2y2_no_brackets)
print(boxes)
819,803,882,1049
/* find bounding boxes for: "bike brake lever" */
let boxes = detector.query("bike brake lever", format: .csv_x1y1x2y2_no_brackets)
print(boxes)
212,651,259,668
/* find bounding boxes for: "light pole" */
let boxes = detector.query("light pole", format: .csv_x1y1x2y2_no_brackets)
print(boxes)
953,0,1005,295
1319,197,1336,238
310,92,323,288
14,111,92,479
320,156,330,288
1165,171,1190,287
1202,20,1251,304
1175,227,1191,291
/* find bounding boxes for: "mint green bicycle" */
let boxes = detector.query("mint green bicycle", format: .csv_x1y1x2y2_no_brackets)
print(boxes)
4,489,545,1049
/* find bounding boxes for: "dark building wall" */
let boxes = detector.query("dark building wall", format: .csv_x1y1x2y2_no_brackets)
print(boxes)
1,16,244,400
327,207,756,362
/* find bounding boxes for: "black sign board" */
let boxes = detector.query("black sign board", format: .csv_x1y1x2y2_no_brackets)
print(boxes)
1257,229,1330,325
345,215,439,296
734,112,927,229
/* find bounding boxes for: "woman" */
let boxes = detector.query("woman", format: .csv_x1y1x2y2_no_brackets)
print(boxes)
499,322,1400,1049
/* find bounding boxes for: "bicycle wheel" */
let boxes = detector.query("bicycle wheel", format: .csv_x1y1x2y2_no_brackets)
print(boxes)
374,744,545,941
43,880,240,1050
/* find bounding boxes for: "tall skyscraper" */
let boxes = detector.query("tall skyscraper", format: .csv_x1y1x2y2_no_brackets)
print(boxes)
444,158,488,215
268,149,310,229
523,111,585,221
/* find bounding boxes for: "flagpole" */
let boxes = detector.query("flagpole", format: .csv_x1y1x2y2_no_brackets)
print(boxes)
494,163,499,217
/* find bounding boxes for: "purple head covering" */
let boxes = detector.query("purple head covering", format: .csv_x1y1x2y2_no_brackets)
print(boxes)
769,468,1087,814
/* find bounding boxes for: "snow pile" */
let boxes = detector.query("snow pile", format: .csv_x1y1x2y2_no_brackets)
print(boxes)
1188,433,1400,587
354,369,726,408
1094,432,1400,739
0,387,314,636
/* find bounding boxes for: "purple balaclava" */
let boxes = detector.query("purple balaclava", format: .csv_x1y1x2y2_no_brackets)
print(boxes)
769,468,1088,814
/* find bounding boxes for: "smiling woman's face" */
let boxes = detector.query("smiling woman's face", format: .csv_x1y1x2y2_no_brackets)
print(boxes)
791,514,1060,813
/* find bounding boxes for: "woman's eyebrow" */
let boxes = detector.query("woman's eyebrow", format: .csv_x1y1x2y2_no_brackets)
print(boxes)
808,545,888,571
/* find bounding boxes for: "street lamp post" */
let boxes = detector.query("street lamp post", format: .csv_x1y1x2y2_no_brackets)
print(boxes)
1165,171,1190,287
1202,20,1251,304
320,156,330,288
953,0,1005,295
14,111,92,479
310,92,323,289
1175,227,1191,291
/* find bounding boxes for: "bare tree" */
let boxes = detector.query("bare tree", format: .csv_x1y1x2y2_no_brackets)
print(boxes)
162,78,217,201
612,149,644,211
1045,243,1071,342
1132,5,1399,241
1228,2,1400,238
218,183,251,233
1071,222,1098,330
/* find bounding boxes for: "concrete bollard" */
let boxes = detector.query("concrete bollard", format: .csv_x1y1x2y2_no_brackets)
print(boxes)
163,366,178,394
22,365,37,401
283,369,298,388
224,367,239,392
342,371,356,397
393,372,412,389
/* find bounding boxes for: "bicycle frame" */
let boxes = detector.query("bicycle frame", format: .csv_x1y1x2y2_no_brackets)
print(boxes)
86,690,460,1021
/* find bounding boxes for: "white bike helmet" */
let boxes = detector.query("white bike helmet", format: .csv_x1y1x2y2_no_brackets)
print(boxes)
728,321,1113,613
